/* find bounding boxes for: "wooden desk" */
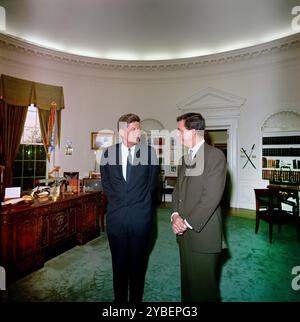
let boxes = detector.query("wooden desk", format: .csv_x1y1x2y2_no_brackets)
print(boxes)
267,184,300,217
0,191,101,284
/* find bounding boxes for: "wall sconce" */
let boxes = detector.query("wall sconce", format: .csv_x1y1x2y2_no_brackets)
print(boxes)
65,140,73,155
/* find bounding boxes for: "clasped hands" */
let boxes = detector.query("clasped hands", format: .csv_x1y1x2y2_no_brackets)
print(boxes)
172,214,187,235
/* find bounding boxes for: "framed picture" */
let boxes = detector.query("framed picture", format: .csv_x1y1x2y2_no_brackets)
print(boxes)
63,172,80,193
170,165,177,175
91,132,115,150
164,164,177,176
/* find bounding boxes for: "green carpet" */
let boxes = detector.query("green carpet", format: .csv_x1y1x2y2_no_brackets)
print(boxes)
3,208,300,302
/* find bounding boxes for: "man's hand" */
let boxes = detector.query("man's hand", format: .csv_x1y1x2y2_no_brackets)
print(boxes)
172,214,187,235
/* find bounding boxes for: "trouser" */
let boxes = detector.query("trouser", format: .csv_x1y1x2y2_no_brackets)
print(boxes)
179,239,221,302
108,231,150,303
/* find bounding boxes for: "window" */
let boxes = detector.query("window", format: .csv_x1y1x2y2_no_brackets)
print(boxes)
12,105,47,192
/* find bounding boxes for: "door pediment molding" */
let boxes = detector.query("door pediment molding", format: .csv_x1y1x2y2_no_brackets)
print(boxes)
177,87,246,118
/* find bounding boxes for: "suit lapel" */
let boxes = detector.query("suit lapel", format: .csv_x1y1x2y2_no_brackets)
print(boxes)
116,144,125,181
132,144,141,166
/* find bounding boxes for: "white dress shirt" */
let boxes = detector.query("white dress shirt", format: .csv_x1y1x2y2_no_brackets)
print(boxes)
188,139,204,160
171,139,205,229
121,143,136,181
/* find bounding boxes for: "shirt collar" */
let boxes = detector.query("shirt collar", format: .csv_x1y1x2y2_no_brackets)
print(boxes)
190,139,205,159
121,142,136,155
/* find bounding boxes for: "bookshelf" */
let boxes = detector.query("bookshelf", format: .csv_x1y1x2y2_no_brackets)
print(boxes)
262,131,300,184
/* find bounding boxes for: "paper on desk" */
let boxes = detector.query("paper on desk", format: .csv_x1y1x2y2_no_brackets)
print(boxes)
1,197,24,206
5,187,21,199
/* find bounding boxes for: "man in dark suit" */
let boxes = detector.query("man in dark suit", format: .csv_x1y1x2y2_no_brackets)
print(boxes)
171,112,227,302
100,113,159,303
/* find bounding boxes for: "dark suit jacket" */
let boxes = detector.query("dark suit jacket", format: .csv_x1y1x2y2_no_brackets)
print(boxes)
100,143,159,237
172,142,227,253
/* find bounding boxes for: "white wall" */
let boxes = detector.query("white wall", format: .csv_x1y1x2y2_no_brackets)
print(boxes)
0,34,300,209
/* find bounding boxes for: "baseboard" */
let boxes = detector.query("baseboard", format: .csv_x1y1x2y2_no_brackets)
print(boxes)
223,207,255,219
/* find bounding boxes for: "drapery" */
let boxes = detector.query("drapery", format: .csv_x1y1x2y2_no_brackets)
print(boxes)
0,101,28,187
0,74,65,187
0,74,64,110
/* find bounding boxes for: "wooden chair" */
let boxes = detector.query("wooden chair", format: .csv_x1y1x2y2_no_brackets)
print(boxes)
254,188,300,243
162,176,177,205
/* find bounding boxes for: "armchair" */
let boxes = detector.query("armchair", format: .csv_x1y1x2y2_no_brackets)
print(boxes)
162,176,177,205
254,188,299,243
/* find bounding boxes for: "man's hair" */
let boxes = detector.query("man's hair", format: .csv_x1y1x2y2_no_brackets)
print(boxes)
176,112,205,130
118,113,140,131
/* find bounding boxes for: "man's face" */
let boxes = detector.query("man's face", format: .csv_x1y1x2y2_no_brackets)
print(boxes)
120,121,141,145
177,120,193,148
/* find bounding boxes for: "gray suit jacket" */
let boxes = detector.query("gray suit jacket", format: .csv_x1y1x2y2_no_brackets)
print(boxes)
172,142,227,253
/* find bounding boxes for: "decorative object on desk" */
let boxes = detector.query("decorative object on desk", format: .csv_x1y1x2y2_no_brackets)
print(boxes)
22,195,33,203
31,186,50,199
91,131,115,150
241,144,256,169
36,191,49,202
83,177,102,192
65,140,73,155
89,170,101,179
64,171,80,193
50,184,60,201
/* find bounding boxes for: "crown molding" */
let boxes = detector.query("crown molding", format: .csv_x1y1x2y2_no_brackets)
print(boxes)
0,32,299,72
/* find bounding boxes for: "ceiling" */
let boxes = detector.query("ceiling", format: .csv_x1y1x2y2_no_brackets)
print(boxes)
0,0,299,61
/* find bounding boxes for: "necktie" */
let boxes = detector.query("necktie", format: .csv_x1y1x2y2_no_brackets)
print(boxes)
126,148,133,182
186,149,196,169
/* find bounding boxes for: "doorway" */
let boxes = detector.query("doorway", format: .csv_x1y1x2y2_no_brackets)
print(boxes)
205,129,231,208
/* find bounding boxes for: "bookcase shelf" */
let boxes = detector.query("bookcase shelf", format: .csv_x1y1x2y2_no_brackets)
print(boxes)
262,132,300,183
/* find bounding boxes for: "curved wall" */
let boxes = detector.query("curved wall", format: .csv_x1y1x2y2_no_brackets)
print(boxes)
1,33,300,209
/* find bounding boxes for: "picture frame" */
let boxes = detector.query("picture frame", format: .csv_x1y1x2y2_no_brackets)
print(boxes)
63,172,80,193
170,165,178,175
164,164,178,177
91,131,115,150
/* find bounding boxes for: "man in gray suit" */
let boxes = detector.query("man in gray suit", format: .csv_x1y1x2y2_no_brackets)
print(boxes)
171,112,227,302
